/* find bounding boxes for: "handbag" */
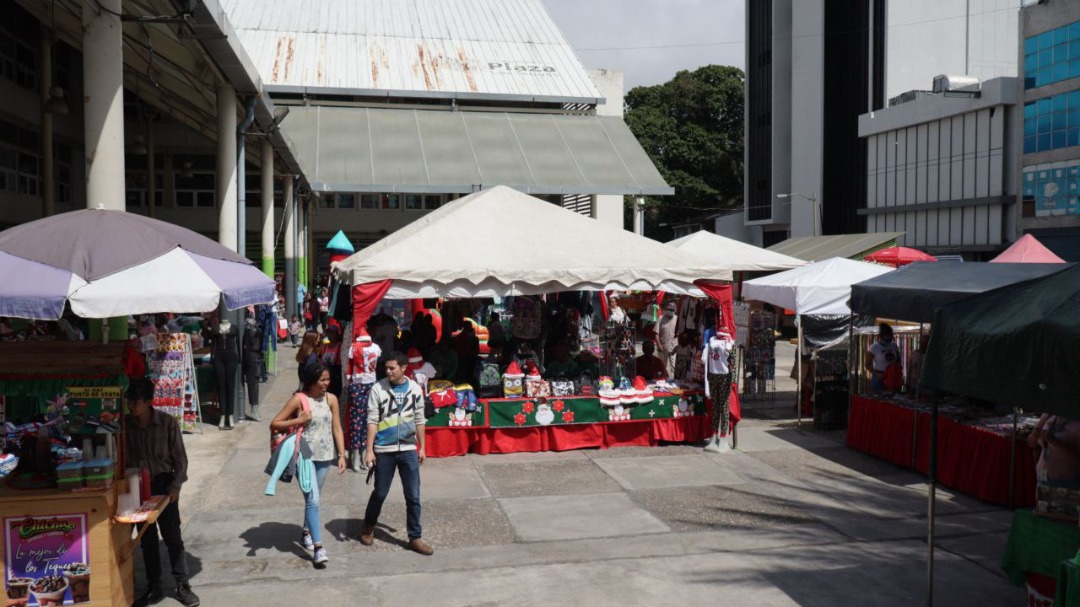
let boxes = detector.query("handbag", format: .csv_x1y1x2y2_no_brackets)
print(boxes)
574,372,598,396
270,392,311,453
551,379,576,397
525,378,551,398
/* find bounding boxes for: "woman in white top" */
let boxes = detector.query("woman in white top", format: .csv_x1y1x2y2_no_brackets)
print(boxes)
270,363,345,567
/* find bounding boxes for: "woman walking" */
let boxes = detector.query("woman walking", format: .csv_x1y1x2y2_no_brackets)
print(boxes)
269,363,346,566
295,331,320,383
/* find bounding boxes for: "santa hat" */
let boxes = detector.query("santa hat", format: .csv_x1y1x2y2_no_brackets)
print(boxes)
503,361,524,379
633,376,653,404
356,329,372,343
407,348,423,364
525,361,542,379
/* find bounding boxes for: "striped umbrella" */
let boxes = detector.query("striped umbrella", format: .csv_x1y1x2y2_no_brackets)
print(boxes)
0,208,275,320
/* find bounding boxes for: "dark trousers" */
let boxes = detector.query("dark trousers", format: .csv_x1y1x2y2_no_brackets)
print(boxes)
364,450,422,540
137,474,189,588
213,351,239,419
708,372,733,436
242,357,260,407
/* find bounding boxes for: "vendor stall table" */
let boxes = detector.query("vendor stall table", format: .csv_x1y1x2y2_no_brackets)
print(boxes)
846,395,1036,507
1001,509,1080,606
1059,560,1080,607
425,393,711,457
0,484,133,606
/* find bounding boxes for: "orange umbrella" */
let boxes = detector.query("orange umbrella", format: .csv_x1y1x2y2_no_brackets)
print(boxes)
863,246,937,267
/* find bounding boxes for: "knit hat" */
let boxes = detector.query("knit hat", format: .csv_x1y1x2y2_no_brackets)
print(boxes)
633,376,653,403
407,348,423,363
525,361,542,379
356,328,372,343
503,361,524,379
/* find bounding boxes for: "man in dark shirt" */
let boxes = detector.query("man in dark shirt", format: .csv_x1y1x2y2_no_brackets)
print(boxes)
125,377,199,607
635,340,668,381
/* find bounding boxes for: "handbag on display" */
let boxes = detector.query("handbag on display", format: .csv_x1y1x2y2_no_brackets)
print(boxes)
429,387,458,409
550,378,576,397
525,378,551,398
574,372,598,396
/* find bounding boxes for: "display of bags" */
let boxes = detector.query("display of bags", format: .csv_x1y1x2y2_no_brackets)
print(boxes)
476,362,503,398
550,379,576,397
525,378,551,398
575,372,598,396
510,297,541,340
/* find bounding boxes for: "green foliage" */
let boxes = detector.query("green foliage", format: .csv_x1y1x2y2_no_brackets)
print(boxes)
623,65,744,238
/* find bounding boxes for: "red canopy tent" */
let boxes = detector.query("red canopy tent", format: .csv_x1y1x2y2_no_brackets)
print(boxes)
990,234,1066,263
863,246,936,267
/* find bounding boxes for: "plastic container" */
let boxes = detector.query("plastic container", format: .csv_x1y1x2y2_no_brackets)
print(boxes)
57,476,85,490
82,473,113,490
83,458,114,478
55,461,85,481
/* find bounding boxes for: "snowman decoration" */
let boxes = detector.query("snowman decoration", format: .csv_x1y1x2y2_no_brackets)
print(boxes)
535,402,555,426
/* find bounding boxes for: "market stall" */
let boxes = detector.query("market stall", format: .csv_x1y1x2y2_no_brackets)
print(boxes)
0,208,275,605
332,186,739,457
917,262,1080,605
847,262,1074,509
742,257,894,427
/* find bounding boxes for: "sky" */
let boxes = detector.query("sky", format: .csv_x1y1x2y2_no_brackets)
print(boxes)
542,0,745,92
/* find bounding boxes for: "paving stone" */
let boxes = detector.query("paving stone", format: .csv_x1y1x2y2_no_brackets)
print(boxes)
630,484,821,532
498,493,669,542
585,444,703,459
476,460,622,498
592,454,746,490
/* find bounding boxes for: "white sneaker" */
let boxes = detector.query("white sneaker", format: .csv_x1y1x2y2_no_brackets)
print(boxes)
717,436,732,453
313,546,328,565
703,436,721,453
301,530,314,551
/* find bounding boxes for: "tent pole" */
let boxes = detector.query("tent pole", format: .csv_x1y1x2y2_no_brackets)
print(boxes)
1009,408,1018,510
846,315,854,429
912,323,923,471
797,317,802,430
927,392,939,607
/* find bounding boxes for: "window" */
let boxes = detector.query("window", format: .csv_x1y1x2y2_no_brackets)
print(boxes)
360,194,379,209
1025,21,1080,89
320,193,335,209
404,194,423,210
0,118,40,197
1023,91,1080,154
125,171,163,207
337,193,356,209
424,194,442,210
0,28,37,93
175,172,215,207
382,194,400,209
1023,163,1080,217
56,143,72,203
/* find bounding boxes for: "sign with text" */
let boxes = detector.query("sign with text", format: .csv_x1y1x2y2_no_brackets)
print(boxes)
4,513,90,605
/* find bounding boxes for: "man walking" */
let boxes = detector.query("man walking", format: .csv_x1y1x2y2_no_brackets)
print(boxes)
126,377,200,607
360,351,433,555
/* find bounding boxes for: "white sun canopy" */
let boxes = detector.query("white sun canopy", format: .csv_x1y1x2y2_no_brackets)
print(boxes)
667,231,807,272
332,186,734,298
742,257,893,315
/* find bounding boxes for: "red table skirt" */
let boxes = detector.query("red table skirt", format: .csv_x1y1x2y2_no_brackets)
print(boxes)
846,395,1036,507
426,416,710,458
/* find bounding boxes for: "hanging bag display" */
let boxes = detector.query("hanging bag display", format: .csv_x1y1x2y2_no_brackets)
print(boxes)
510,297,542,340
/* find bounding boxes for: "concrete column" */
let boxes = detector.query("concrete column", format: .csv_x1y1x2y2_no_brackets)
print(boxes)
40,25,54,217
590,195,624,230
82,0,125,210
260,139,275,276
146,111,156,218
283,174,296,319
297,196,307,288
216,85,238,250
632,196,645,235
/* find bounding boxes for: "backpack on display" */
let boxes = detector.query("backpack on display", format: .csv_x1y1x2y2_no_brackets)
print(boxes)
575,372,598,396
476,362,503,398
510,298,541,340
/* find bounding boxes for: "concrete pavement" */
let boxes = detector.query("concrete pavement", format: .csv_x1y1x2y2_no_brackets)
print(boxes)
137,342,1023,606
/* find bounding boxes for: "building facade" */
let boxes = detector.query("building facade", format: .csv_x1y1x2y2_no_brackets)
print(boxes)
1020,0,1080,260
858,78,1018,257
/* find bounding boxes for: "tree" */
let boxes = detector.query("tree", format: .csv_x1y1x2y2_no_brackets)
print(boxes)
623,65,744,240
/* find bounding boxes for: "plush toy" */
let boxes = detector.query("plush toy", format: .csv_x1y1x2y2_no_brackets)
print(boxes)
503,361,525,398
598,376,619,406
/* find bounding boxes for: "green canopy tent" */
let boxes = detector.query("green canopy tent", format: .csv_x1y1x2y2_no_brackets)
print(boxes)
917,262,1079,606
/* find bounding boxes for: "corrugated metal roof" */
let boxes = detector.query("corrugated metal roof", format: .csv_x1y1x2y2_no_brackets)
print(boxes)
765,233,905,262
283,106,673,195
219,0,603,102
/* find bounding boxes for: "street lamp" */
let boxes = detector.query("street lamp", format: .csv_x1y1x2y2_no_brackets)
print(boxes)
776,191,819,237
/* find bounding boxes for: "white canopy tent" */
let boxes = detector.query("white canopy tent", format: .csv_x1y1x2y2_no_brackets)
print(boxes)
667,231,807,272
742,257,893,316
332,186,734,297
742,257,893,427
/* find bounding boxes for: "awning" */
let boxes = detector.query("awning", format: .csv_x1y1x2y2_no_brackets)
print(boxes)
766,232,904,262
282,106,673,196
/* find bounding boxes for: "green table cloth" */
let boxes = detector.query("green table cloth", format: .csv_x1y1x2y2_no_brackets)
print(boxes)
1059,559,1080,607
1001,509,1080,587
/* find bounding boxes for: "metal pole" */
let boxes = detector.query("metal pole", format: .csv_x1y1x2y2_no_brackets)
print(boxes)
911,323,923,471
797,317,802,429
1009,408,1018,510
927,393,939,607
40,23,55,218
146,108,155,219
846,315,855,429
260,139,275,277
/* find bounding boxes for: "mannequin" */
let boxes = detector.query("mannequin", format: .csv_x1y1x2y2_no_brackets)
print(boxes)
702,329,735,453
242,317,263,421
344,331,381,471
209,319,241,430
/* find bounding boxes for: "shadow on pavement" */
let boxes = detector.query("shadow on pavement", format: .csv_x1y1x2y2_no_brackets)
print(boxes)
239,521,309,558
325,518,408,549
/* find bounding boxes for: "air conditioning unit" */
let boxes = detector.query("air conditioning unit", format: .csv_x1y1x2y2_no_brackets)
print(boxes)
932,74,980,93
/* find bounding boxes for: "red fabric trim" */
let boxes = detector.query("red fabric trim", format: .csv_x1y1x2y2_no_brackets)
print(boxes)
599,290,610,321
351,280,393,341
693,281,736,339
847,395,1036,507
425,416,709,458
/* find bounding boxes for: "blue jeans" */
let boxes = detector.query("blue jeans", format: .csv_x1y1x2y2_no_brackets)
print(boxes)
364,450,422,540
303,460,332,545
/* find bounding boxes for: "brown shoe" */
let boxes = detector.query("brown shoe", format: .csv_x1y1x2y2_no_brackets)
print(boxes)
359,523,375,546
407,538,433,556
